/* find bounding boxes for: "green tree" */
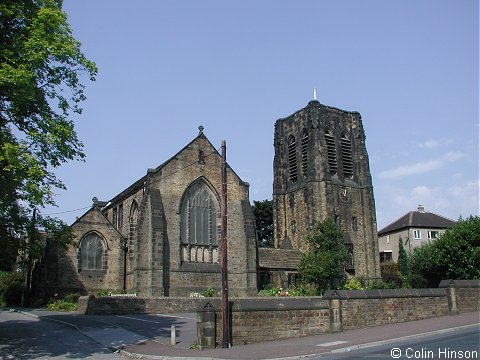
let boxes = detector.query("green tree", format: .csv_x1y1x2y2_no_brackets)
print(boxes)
409,216,480,287
398,237,409,278
252,199,274,248
0,0,96,303
298,218,349,294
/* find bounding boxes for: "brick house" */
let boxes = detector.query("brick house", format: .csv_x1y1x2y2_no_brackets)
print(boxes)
377,205,456,263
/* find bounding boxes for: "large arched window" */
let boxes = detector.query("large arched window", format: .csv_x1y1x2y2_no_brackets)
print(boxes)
80,233,104,271
341,132,353,178
325,128,337,175
287,135,298,182
180,180,219,246
128,201,138,257
301,129,308,176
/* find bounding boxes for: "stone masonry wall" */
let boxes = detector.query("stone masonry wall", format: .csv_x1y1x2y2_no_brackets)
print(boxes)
324,288,449,330
79,283,478,348
456,288,480,312
216,298,330,345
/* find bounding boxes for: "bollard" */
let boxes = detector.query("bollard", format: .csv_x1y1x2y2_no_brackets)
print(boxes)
170,325,176,346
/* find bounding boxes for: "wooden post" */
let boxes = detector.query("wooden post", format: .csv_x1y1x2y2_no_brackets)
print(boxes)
220,140,230,348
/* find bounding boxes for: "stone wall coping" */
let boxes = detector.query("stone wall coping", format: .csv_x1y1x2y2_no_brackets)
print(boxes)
323,288,447,299
438,279,480,288
196,297,329,312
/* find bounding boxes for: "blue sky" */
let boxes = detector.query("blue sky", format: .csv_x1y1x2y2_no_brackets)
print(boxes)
43,0,479,229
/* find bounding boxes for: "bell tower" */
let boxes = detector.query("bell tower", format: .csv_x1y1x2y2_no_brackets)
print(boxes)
272,100,380,280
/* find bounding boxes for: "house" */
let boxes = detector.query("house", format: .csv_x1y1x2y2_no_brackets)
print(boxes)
377,205,456,263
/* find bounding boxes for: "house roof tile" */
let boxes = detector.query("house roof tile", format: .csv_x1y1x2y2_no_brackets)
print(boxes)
378,210,456,236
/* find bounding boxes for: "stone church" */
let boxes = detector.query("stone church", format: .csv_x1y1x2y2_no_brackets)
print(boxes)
34,100,380,297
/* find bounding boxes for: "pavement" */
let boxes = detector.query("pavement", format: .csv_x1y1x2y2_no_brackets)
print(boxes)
19,308,479,360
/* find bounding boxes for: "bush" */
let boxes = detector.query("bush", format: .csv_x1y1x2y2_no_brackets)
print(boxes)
380,262,403,288
46,293,80,312
257,286,316,297
0,271,23,307
342,277,364,290
203,285,220,297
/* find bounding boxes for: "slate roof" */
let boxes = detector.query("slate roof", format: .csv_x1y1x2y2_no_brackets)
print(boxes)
378,210,456,236
258,248,303,270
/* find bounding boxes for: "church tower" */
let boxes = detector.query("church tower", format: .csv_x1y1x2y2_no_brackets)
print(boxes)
273,100,380,280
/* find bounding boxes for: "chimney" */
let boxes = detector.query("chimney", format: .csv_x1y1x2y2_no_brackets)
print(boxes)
417,204,425,213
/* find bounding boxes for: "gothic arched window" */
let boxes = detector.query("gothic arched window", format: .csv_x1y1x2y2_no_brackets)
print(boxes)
301,129,308,176
325,128,337,175
128,201,138,256
180,180,219,246
80,233,104,271
287,135,298,183
341,132,354,178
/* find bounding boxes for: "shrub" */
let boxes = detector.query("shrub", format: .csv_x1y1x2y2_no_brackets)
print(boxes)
203,285,220,297
46,293,80,312
0,271,23,307
342,277,364,290
380,262,403,288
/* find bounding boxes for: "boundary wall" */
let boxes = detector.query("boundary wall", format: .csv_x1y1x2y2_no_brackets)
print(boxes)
77,279,480,347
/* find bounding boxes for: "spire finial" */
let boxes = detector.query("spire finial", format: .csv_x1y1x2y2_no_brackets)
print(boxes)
313,88,317,101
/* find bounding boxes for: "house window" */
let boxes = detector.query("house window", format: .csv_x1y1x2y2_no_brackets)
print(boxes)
80,233,104,271
325,128,337,175
427,231,439,239
380,251,393,263
341,132,354,178
301,129,308,176
180,180,219,246
413,230,422,239
287,135,298,182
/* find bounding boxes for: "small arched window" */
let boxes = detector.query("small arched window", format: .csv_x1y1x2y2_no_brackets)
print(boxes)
341,132,353,178
301,129,308,176
287,135,297,182
80,233,104,271
325,128,337,175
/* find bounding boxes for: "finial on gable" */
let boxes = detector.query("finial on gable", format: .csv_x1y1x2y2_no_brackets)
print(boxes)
198,125,204,135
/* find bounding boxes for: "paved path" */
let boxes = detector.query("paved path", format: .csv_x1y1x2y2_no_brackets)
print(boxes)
13,308,480,360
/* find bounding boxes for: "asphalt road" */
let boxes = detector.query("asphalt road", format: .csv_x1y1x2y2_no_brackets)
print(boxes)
314,326,480,360
0,310,123,360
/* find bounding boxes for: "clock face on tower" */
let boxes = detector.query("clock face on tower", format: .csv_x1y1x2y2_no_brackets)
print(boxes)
339,188,350,203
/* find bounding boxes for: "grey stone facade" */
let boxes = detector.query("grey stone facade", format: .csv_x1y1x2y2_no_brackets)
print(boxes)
271,100,381,281
48,131,258,297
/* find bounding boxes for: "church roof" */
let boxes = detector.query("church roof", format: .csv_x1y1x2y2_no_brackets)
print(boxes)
378,206,456,236
258,248,303,270
101,129,244,212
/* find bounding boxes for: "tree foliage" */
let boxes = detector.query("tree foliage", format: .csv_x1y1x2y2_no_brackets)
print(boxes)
252,199,274,248
0,0,96,301
298,218,349,293
398,237,409,277
408,216,480,287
